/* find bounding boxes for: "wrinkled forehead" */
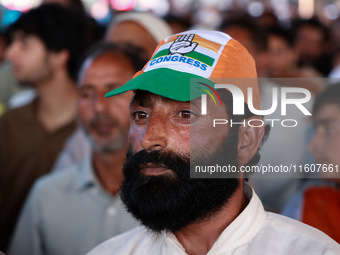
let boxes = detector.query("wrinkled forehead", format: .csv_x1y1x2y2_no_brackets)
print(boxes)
131,90,176,107
10,30,31,40
130,90,203,109
314,103,340,120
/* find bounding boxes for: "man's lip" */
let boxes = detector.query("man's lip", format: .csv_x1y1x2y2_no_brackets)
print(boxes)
140,163,172,176
91,120,115,127
11,65,20,74
91,121,116,135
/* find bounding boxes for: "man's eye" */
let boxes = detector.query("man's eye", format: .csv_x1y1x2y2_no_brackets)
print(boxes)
324,124,333,134
178,110,192,119
79,90,94,99
133,111,149,120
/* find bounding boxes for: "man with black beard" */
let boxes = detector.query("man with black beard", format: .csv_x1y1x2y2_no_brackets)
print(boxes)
119,91,241,233
88,31,340,255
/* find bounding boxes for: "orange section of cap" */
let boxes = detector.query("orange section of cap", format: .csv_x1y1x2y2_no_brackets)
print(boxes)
210,39,257,79
194,35,222,53
210,38,260,109
131,70,144,79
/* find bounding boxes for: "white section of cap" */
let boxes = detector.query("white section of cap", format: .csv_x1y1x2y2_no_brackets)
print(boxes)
144,54,214,78
155,42,220,62
110,12,172,43
144,30,232,78
163,30,232,46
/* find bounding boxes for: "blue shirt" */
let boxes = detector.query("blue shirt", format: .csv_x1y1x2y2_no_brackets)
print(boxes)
8,157,138,255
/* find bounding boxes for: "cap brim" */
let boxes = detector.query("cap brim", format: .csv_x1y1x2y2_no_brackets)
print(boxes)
105,68,214,101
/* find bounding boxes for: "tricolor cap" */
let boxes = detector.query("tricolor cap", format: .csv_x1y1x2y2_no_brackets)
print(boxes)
105,30,260,108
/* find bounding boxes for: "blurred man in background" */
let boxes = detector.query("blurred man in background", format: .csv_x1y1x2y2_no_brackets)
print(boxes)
220,15,268,77
105,12,172,58
292,18,332,77
0,0,102,112
8,42,145,255
267,26,321,82
0,4,93,250
283,84,340,243
53,11,171,171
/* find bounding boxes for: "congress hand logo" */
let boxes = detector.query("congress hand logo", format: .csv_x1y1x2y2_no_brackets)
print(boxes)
169,34,198,55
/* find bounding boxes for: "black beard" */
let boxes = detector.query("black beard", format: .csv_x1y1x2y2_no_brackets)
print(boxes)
120,131,240,233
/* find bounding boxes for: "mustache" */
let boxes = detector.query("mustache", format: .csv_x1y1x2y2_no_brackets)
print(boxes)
89,114,120,127
124,148,190,176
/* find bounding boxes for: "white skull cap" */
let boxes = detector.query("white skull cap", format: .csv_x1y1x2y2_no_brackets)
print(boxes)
110,12,172,43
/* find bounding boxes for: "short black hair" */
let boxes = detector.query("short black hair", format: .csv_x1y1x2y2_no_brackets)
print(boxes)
267,25,294,47
313,84,340,115
76,42,148,84
6,4,94,80
64,0,86,13
292,17,329,43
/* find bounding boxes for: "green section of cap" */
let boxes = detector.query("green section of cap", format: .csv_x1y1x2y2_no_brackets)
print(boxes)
105,68,215,101
186,51,215,66
152,49,215,66
151,49,170,59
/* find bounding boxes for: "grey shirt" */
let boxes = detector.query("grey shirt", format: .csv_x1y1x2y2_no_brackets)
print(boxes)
8,157,138,255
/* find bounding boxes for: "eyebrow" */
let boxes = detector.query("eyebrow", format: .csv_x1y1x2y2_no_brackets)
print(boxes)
190,98,201,111
130,92,153,108
313,118,340,126
130,91,171,107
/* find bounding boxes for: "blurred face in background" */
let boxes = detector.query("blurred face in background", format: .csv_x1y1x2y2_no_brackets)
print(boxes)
309,103,340,179
294,25,325,63
223,26,268,77
267,34,295,78
5,31,55,85
78,53,134,153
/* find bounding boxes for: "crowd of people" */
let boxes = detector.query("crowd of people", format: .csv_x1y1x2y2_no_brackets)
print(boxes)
0,0,340,254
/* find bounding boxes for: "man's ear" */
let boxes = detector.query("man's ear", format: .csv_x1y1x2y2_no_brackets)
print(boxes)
50,49,70,69
238,116,265,166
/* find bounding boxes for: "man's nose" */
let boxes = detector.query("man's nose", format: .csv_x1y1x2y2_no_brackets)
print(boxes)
308,130,323,157
93,92,107,113
140,114,168,151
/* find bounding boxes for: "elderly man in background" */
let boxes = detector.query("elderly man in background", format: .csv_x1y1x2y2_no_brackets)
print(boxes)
7,42,146,255
53,11,171,171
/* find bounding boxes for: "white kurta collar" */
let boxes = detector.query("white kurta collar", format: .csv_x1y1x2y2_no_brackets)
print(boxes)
163,184,266,254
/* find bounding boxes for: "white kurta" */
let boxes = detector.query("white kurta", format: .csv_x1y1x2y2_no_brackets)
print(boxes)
88,185,340,255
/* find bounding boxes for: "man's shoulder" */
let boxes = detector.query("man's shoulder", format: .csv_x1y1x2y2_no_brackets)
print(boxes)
0,101,33,124
33,163,82,195
263,212,340,253
87,226,160,255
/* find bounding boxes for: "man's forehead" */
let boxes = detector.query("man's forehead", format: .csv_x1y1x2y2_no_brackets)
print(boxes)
11,30,29,40
313,103,340,123
130,91,190,107
315,103,340,116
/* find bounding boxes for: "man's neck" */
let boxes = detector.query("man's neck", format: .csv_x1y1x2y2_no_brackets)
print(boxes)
174,183,248,255
36,71,77,132
92,148,127,195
